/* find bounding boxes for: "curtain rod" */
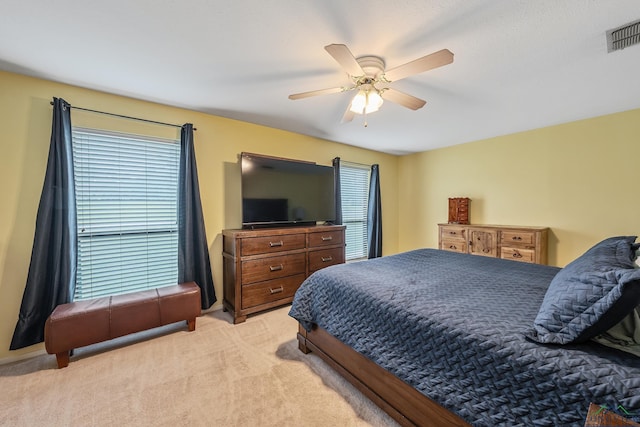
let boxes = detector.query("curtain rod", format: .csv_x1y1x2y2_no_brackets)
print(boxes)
50,100,196,130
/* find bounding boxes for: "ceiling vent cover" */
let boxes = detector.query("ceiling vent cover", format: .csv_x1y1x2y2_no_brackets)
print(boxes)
607,19,640,52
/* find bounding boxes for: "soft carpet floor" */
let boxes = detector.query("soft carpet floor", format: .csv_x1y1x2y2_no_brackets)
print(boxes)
0,306,398,426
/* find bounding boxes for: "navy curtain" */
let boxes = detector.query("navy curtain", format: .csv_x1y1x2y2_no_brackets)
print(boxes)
178,124,216,309
11,97,77,350
332,157,342,225
367,164,382,259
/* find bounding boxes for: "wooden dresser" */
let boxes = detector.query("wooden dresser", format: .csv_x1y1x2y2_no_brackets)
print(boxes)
222,225,345,323
438,223,549,265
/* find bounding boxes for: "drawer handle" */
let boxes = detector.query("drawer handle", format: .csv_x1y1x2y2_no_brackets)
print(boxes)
269,241,284,247
483,248,491,253
321,256,333,262
321,236,333,241
512,252,523,258
449,231,456,235
512,236,522,241
449,245,457,250
269,286,284,294
269,264,284,272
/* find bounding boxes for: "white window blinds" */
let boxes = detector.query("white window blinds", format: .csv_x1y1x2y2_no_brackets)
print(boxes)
340,162,370,260
72,128,180,301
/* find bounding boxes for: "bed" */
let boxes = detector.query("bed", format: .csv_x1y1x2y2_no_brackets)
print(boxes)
288,237,640,427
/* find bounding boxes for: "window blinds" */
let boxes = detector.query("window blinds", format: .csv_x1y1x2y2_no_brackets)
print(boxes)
340,163,370,260
72,128,180,301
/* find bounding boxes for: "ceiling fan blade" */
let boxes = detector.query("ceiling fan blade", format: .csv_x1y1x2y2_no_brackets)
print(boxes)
288,87,345,100
383,49,454,82
341,97,356,123
382,88,426,110
325,44,365,77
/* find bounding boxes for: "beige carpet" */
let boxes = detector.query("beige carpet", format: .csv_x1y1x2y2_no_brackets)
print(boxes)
0,306,398,427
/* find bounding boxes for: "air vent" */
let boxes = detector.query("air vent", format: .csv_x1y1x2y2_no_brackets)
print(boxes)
607,19,640,52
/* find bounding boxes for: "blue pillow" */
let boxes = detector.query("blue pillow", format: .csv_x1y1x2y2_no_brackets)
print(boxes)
527,236,640,344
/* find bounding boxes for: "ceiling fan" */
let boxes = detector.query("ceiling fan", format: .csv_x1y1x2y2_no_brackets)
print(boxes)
288,44,454,124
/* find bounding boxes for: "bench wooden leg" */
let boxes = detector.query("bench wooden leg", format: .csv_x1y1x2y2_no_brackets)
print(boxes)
55,351,70,369
187,318,196,331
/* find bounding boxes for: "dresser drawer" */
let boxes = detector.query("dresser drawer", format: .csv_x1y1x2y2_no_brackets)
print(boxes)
309,247,345,272
440,226,466,242
440,239,467,253
308,230,345,248
223,225,346,323
500,247,535,263
241,274,305,309
241,233,306,256
436,224,547,266
241,253,306,284
500,230,535,246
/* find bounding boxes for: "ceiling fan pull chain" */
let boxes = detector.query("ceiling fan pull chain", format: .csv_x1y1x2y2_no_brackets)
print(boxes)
363,92,369,127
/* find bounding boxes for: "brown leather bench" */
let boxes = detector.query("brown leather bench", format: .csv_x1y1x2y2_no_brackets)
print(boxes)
44,282,201,368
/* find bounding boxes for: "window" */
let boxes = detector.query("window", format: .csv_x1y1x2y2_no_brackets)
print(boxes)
340,162,370,260
72,128,180,301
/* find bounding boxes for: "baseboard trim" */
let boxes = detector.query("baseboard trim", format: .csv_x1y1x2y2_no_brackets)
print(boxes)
0,348,47,366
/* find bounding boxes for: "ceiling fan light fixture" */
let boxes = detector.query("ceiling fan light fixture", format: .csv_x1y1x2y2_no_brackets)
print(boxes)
289,43,453,123
349,88,384,114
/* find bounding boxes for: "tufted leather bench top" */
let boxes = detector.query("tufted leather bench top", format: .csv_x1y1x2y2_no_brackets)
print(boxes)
45,282,201,368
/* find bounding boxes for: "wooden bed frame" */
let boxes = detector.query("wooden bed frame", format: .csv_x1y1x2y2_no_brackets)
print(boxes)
296,323,470,427
296,324,638,427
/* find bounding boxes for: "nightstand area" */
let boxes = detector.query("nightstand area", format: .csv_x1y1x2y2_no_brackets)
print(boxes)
584,402,640,426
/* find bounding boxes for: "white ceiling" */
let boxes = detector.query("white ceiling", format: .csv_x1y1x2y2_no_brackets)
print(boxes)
2,1,640,155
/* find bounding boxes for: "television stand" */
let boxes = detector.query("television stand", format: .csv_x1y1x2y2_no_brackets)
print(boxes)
222,225,345,323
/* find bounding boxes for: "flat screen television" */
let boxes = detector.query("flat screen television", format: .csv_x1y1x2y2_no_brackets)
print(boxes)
241,153,335,228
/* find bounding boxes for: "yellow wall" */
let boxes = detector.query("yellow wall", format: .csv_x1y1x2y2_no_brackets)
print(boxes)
0,70,399,361
3,67,640,362
398,108,640,267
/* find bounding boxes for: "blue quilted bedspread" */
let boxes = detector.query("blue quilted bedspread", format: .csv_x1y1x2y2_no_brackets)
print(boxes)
288,249,640,426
